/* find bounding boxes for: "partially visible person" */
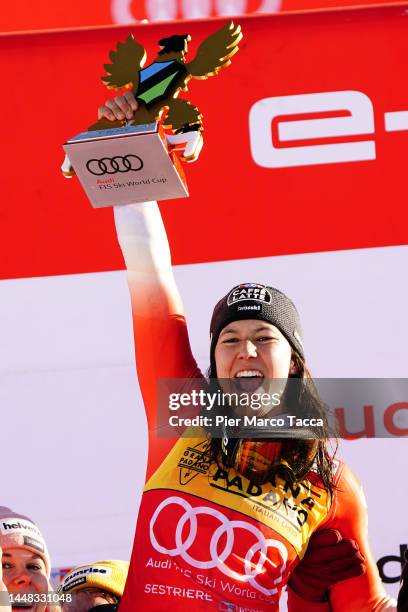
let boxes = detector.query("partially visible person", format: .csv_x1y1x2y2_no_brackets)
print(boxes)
0,506,59,612
57,560,128,612
0,545,11,612
398,550,408,612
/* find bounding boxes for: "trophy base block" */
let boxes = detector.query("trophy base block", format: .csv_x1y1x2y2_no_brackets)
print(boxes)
63,123,188,208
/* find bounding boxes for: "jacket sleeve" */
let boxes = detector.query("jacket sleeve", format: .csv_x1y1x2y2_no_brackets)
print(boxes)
114,202,203,478
321,462,396,612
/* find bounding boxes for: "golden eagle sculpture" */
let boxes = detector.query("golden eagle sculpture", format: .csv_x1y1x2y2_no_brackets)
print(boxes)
89,21,242,134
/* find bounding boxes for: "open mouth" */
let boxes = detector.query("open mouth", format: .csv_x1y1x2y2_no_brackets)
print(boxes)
233,369,264,392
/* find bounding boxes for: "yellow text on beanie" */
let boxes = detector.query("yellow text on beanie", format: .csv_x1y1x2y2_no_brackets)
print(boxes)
0,506,50,577
57,560,129,598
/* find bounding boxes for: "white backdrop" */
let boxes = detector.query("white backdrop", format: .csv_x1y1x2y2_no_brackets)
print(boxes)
0,243,407,600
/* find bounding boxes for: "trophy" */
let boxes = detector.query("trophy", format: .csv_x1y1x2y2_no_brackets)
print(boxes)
62,21,242,207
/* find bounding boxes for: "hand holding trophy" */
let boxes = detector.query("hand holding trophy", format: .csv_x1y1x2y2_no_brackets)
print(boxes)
62,22,242,208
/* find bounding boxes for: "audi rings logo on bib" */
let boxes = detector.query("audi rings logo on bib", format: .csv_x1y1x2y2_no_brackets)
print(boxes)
86,155,144,176
149,496,288,596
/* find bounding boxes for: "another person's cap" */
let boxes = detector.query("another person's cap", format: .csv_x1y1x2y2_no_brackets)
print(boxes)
0,506,51,576
57,560,129,598
210,283,305,361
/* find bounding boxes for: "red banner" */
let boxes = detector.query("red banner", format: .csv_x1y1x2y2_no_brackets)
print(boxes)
1,5,407,280
0,0,402,32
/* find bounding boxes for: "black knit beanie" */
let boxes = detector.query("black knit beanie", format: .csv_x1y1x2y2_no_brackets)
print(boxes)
209,283,305,369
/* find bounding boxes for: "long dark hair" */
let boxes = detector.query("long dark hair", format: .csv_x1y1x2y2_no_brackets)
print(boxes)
206,351,337,497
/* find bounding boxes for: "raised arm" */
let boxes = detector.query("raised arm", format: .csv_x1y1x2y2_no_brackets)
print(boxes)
114,202,203,477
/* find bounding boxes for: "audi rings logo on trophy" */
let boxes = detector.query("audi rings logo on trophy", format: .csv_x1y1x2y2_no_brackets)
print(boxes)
86,155,144,176
149,496,288,596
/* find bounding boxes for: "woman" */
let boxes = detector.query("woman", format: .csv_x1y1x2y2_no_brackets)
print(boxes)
0,507,60,612
99,94,394,611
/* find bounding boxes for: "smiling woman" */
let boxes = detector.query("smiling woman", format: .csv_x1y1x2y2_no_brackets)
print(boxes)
203,289,334,487
98,93,396,611
0,507,59,612
214,320,293,380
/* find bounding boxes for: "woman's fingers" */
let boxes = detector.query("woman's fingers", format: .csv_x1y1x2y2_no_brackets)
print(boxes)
97,93,138,121
97,103,116,121
123,91,138,112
